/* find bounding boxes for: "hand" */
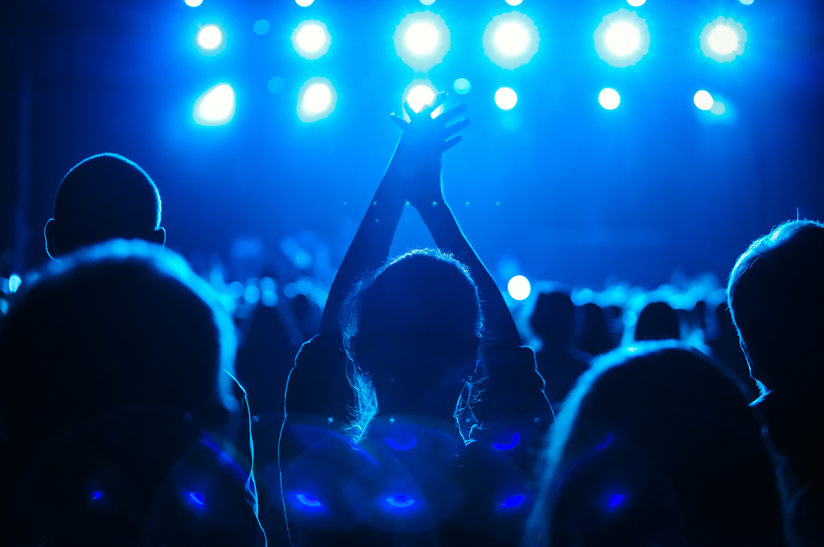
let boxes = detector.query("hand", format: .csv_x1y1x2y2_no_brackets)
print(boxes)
386,92,470,206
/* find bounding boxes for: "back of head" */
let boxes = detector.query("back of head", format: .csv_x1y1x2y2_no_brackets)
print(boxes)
46,153,163,257
530,290,577,346
727,220,824,394
529,342,783,546
577,302,614,356
633,301,681,341
0,240,236,462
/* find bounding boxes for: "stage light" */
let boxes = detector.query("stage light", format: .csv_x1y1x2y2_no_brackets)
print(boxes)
194,83,236,126
739,0,754,4
403,80,439,115
8,274,21,293
507,275,531,300
295,0,314,6
499,494,526,509
298,78,336,122
385,495,416,509
197,24,224,52
594,9,650,67
505,0,524,5
483,12,539,69
608,493,625,509
700,17,746,62
693,90,713,111
185,0,203,7
627,0,645,6
420,0,436,5
710,101,726,116
494,87,518,110
292,20,330,59
253,19,270,36
493,430,520,451
296,493,323,508
394,12,450,71
453,78,471,95
598,88,620,110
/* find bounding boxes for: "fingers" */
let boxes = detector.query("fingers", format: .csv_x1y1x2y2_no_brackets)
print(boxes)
421,91,448,117
441,135,463,152
441,117,470,138
402,101,415,121
434,103,467,124
390,112,409,130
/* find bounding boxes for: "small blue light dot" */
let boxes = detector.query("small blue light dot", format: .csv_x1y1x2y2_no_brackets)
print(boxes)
386,494,416,508
90,491,103,502
596,432,613,451
296,493,323,508
608,493,625,509
327,416,334,423
8,274,21,293
499,494,526,509
188,491,205,506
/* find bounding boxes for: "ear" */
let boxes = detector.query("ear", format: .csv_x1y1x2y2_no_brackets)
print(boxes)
150,226,166,247
44,218,59,260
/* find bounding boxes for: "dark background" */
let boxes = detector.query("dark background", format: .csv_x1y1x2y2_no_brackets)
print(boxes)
2,0,822,290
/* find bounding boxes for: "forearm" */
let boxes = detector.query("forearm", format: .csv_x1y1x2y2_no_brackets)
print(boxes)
320,171,405,333
416,190,521,348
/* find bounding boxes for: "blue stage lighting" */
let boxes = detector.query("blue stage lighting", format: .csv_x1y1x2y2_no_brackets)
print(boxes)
483,13,539,69
8,274,21,293
296,493,323,508
194,83,236,126
295,0,314,6
598,88,621,110
253,19,270,36
700,17,746,62
386,494,416,509
197,24,224,53
90,491,103,502
627,0,645,6
494,87,518,111
505,0,524,6
403,80,441,116
394,12,450,71
187,491,205,507
185,0,203,7
594,10,650,68
740,0,754,4
453,78,472,95
292,20,330,59
420,0,436,5
693,90,713,111
298,78,336,122
499,494,526,509
493,430,521,451
507,275,531,300
608,493,625,510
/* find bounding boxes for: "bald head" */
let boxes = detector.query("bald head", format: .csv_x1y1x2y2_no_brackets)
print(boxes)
45,153,165,258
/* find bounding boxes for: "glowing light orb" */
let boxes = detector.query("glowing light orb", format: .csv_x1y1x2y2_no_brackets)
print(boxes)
406,22,439,55
598,88,621,110
298,78,336,122
420,0,436,5
292,21,330,59
500,494,526,509
507,275,531,300
700,17,746,62
594,10,650,67
187,492,205,507
295,0,314,6
197,24,223,51
494,87,518,110
394,12,450,71
185,0,203,7
253,19,270,36
627,0,645,6
493,431,521,451
296,493,322,507
608,493,625,509
693,90,714,111
404,82,437,114
505,0,524,5
8,274,21,293
193,83,236,126
386,494,416,508
453,78,472,95
483,13,539,69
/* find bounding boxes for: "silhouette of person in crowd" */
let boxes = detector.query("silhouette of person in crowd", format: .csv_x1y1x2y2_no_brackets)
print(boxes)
728,219,824,545
633,300,681,341
44,153,166,259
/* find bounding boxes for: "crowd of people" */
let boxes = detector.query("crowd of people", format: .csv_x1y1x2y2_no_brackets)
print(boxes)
0,95,821,546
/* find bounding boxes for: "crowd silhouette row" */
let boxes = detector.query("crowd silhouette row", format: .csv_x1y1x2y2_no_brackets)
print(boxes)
0,95,821,546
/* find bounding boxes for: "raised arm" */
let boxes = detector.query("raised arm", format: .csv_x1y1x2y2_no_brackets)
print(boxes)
319,98,447,334
402,99,522,350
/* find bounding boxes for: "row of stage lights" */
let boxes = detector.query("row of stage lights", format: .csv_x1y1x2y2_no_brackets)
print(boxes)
188,0,750,126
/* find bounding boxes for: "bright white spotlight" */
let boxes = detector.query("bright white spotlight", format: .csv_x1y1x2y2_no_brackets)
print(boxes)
605,21,641,56
420,0,436,5
598,88,621,110
197,24,224,52
394,12,450,71
295,0,314,6
507,275,531,301
404,82,437,114
494,87,518,110
739,0,754,4
185,0,203,7
483,13,539,69
694,90,714,111
627,0,645,6
194,83,236,126
292,21,330,59
406,22,439,54
298,78,336,122
710,101,726,116
700,17,746,62
505,0,524,5
495,22,530,56
594,10,649,67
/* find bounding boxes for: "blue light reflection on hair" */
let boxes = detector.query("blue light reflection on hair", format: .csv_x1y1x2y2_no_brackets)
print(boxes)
499,494,526,509
595,432,613,451
493,430,520,451
385,494,416,509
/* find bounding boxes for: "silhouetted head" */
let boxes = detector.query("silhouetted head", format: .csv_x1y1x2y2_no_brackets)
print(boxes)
727,220,824,394
0,240,237,460
633,301,681,341
44,153,165,259
530,290,578,346
577,302,614,356
527,342,783,546
341,250,483,433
